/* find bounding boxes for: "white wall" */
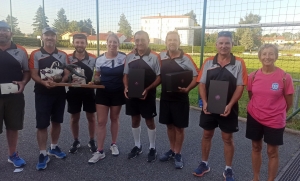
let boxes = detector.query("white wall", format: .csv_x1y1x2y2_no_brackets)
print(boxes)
141,17,195,45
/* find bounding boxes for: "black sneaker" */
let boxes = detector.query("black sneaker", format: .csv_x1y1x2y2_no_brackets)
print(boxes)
88,140,97,153
147,148,157,162
128,145,142,159
69,140,80,154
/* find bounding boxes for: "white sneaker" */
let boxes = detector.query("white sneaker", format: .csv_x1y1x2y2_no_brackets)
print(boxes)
88,151,105,164
110,144,119,156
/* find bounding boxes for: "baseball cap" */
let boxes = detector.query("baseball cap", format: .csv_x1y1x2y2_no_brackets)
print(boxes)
0,21,11,29
218,31,232,38
42,27,57,34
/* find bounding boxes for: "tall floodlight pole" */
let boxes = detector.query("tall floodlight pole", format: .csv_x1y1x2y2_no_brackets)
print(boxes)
42,0,45,28
200,0,207,68
10,0,13,36
96,0,100,56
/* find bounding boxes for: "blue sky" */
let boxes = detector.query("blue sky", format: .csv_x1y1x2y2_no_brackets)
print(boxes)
1,0,299,35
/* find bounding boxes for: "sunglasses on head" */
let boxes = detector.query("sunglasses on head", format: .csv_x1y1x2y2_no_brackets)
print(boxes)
218,31,232,38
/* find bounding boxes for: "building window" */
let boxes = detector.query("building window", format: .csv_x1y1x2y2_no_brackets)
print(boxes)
180,19,183,23
145,20,147,23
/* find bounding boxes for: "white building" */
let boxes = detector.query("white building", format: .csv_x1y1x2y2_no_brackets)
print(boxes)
141,15,195,45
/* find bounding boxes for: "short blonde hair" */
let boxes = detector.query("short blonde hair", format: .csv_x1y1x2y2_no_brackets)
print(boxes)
165,31,181,43
258,44,279,59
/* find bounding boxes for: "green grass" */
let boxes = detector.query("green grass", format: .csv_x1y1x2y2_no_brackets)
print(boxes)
157,54,300,130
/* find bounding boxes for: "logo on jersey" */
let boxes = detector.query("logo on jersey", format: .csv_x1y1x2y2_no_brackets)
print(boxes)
117,58,123,64
271,83,279,91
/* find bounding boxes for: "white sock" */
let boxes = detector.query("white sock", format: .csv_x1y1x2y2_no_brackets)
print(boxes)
40,150,47,156
147,128,156,149
132,126,141,147
202,161,208,166
225,166,232,170
51,144,57,149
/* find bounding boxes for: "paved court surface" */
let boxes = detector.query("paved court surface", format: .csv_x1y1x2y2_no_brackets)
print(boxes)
0,80,299,181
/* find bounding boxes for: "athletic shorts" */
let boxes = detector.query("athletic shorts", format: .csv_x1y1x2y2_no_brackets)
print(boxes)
35,93,66,129
95,89,125,107
125,96,157,119
246,113,284,145
67,89,96,114
159,100,189,128
0,94,25,134
199,111,239,133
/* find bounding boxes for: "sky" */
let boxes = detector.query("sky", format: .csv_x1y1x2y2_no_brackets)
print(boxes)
1,0,300,35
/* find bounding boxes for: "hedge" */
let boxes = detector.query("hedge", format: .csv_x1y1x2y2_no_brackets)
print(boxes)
12,37,245,53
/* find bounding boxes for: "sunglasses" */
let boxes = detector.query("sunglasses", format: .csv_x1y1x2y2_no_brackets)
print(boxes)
218,31,232,38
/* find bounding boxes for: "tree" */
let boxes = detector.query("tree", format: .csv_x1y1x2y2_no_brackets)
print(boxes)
236,13,262,48
204,32,218,46
118,13,132,38
282,32,294,40
240,29,254,51
78,19,95,35
68,20,80,32
32,6,49,37
184,10,201,46
4,15,23,36
53,8,69,36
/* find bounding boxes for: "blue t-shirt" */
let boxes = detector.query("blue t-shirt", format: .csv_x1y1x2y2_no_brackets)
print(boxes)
95,52,126,92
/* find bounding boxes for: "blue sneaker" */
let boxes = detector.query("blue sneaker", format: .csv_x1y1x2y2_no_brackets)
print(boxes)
36,154,50,171
223,168,235,181
174,153,183,169
7,152,26,167
48,146,67,159
159,149,175,162
193,161,210,177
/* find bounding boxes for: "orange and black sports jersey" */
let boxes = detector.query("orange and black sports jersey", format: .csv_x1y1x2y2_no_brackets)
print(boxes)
160,49,198,102
197,53,248,117
0,42,28,95
29,47,68,95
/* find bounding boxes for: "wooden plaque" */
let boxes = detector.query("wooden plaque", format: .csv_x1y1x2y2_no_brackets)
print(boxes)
50,83,105,89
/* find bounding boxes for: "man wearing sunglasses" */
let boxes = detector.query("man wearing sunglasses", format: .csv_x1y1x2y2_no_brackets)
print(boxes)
0,21,30,168
193,31,247,181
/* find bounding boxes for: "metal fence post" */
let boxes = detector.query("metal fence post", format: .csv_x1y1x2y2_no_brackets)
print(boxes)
293,85,300,115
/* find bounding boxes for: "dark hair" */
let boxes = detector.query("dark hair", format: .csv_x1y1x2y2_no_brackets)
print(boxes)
165,31,181,43
134,30,149,40
106,32,120,44
73,34,87,42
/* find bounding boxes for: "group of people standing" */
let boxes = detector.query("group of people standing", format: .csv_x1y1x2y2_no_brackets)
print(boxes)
0,20,294,181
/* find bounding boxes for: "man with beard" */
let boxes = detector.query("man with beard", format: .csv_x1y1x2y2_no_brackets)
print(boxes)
0,21,30,167
29,27,69,170
67,34,97,154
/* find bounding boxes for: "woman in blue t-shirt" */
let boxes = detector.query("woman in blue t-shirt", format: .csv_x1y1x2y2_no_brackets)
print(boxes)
88,33,126,164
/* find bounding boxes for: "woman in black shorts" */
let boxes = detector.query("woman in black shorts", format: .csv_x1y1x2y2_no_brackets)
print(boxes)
88,33,126,164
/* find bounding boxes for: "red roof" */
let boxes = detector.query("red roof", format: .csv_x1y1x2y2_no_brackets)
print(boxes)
87,33,124,41
123,37,134,43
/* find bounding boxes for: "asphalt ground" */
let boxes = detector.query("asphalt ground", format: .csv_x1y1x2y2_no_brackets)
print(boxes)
0,80,300,181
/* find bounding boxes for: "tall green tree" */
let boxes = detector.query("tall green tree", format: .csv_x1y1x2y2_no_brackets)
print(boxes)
53,8,69,36
118,13,132,38
240,29,254,51
184,10,201,46
236,13,262,48
4,15,23,36
32,6,49,37
78,19,95,35
68,20,80,32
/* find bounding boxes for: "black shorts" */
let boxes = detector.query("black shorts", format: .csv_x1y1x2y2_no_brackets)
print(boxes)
246,113,284,145
0,94,25,134
67,89,96,114
159,100,189,128
95,89,125,106
200,111,239,133
125,96,157,119
35,93,66,129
